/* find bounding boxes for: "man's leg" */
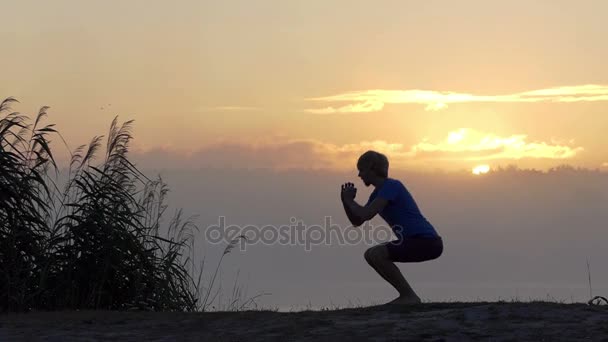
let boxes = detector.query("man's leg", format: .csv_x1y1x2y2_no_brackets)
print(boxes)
364,245,421,304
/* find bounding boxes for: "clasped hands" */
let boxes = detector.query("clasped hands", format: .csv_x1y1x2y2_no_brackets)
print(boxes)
340,182,357,201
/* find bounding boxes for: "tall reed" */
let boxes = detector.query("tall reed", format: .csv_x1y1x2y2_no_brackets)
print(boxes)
1,98,199,311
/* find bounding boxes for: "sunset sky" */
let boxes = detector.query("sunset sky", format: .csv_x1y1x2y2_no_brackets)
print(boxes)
3,1,608,308
3,0,608,172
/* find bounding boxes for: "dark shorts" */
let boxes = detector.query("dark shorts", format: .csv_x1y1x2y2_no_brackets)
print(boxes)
384,235,443,263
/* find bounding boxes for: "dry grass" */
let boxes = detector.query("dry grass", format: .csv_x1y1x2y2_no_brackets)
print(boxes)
0,98,202,312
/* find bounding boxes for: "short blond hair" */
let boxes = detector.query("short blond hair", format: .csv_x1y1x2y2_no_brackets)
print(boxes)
357,150,389,178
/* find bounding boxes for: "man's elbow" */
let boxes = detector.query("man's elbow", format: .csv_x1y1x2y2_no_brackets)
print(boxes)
359,210,377,223
351,215,366,227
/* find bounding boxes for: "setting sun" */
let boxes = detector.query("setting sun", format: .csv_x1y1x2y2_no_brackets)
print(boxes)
472,164,491,175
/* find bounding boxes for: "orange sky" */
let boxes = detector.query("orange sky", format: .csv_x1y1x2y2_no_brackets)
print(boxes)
2,0,607,172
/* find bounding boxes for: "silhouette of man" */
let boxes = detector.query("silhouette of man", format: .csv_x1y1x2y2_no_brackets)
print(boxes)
341,150,443,305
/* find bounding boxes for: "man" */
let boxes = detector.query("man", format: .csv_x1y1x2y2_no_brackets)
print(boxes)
341,150,443,305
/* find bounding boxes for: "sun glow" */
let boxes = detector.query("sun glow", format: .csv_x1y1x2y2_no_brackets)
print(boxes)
447,129,466,144
410,128,583,161
472,164,491,175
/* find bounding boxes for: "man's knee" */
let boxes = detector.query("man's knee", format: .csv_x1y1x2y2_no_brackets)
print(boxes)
364,247,374,264
364,245,388,264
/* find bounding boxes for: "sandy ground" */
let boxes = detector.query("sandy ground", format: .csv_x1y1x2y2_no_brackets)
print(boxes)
1,302,607,341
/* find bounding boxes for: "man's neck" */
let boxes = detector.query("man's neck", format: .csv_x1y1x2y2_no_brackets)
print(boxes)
372,177,387,189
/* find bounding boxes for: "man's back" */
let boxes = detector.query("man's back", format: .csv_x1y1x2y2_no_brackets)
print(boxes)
367,178,439,239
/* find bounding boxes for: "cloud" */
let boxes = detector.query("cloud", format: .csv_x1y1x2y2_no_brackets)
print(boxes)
305,100,384,114
602,162,608,168
425,102,448,111
130,129,582,171
305,84,608,113
409,128,584,161
131,137,410,171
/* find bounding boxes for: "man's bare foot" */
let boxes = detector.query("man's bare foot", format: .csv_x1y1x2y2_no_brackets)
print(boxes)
385,295,422,305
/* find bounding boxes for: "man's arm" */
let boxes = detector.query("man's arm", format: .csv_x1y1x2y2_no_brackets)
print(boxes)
342,197,388,227
342,199,364,227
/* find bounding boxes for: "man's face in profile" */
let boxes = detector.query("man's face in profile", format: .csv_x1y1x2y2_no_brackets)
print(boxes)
357,161,373,187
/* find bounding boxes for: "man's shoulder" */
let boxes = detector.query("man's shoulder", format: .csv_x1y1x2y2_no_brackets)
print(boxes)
386,177,404,188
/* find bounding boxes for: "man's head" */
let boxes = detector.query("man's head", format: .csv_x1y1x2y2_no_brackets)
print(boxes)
357,150,389,186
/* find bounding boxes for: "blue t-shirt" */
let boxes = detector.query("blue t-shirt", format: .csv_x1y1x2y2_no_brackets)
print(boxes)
366,178,438,239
